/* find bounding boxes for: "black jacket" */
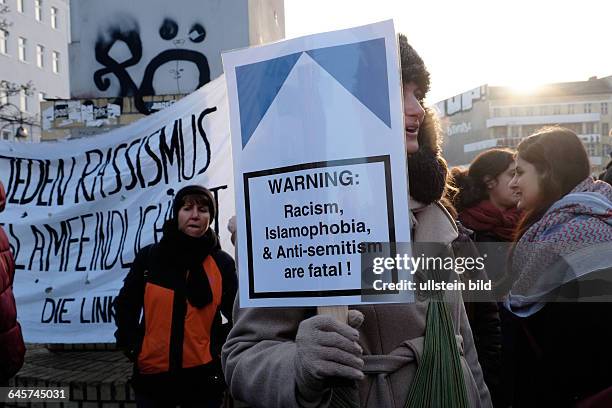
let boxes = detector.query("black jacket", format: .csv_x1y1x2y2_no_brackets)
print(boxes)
506,267,612,407
114,228,237,400
453,223,502,407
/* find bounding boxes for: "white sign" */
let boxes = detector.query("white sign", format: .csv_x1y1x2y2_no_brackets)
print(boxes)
223,20,412,307
0,76,234,343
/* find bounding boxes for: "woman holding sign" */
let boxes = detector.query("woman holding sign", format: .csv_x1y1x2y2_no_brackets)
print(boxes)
222,35,492,408
115,185,237,407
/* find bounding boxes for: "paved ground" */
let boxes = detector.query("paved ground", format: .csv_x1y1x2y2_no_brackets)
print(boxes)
7,345,136,408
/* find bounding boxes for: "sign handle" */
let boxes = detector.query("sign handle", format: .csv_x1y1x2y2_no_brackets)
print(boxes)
317,305,360,407
317,305,348,323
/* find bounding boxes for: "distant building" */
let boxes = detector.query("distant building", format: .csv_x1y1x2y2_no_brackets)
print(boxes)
42,0,284,140
0,0,70,141
436,76,612,173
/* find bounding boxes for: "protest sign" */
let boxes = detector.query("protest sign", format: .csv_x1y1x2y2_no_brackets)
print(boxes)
0,75,234,342
223,20,412,307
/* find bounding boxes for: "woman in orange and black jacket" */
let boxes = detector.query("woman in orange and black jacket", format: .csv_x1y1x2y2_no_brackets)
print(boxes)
114,185,237,408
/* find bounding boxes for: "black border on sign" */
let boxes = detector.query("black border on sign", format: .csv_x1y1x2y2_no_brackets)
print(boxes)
243,155,398,299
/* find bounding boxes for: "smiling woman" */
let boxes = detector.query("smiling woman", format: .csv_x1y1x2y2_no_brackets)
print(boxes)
503,126,612,406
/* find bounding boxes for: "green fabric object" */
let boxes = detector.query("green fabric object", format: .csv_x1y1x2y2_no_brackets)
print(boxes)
404,292,470,408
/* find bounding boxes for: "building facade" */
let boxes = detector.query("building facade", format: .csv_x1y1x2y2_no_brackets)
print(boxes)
0,0,70,141
436,76,612,173
41,0,284,140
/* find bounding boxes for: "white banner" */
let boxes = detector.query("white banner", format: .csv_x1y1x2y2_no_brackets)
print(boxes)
0,76,234,343
223,21,412,307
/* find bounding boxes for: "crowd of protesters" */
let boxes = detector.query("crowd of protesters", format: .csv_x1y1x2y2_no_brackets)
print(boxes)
2,33,612,408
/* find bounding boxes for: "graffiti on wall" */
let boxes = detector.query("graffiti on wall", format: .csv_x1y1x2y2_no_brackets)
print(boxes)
93,15,210,114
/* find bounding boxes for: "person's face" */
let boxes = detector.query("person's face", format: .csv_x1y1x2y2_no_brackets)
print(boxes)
509,157,541,211
487,162,519,210
177,200,210,238
403,82,426,154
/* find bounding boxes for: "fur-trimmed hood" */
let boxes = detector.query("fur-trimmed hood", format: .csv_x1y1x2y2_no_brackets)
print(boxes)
407,108,449,205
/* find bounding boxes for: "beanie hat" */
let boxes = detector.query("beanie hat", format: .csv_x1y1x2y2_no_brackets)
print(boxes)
399,33,430,96
172,185,216,220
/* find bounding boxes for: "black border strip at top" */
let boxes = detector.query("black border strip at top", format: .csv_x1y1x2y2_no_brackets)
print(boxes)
243,155,398,299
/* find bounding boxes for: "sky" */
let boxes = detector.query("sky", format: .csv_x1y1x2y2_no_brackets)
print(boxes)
284,0,612,104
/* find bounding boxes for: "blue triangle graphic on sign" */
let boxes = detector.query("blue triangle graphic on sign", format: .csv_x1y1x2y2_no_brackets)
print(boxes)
236,52,302,148
306,38,391,128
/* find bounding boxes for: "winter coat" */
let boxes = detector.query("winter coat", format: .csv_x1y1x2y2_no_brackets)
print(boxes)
504,178,612,406
0,181,26,382
222,200,492,408
453,222,502,407
114,223,237,401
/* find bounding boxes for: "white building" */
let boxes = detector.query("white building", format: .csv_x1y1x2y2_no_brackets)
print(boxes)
436,76,612,173
41,0,284,140
0,0,70,141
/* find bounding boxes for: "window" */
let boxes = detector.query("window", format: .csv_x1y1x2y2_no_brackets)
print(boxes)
553,105,561,114
586,143,597,157
492,126,507,137
19,90,28,112
510,126,520,138
565,123,581,134
539,106,548,115
568,104,575,114
51,7,58,29
0,30,7,54
1,130,10,141
52,50,59,73
18,37,26,62
522,125,540,136
35,0,42,21
585,103,592,113
602,103,609,115
585,122,595,134
526,107,534,116
17,0,24,13
36,44,44,67
602,122,609,137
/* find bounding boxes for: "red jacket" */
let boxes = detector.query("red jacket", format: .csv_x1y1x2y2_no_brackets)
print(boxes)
0,181,26,381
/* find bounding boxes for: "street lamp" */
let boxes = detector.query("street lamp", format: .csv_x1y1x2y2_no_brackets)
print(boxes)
15,125,28,139
0,102,32,141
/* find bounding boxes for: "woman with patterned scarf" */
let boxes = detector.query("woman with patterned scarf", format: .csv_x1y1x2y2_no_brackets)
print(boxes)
503,126,612,407
221,35,492,408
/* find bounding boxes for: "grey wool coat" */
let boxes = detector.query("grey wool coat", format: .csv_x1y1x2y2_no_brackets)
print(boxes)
222,201,493,408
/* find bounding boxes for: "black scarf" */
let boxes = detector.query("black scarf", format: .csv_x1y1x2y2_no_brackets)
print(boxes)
159,219,220,308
